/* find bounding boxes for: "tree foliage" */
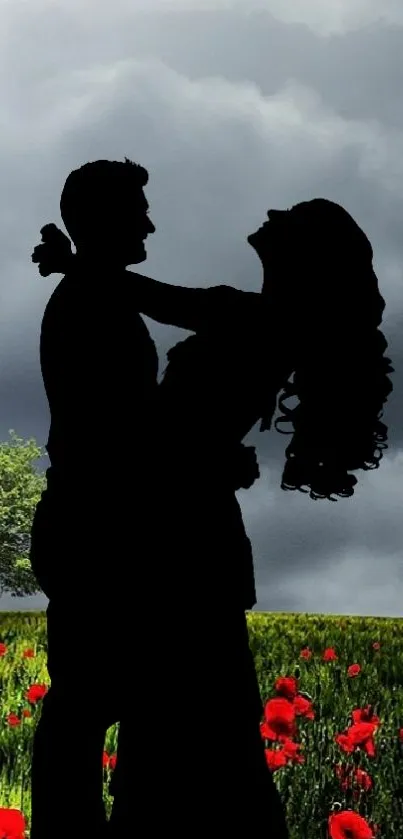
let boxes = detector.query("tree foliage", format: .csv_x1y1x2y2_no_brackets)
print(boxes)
0,430,46,597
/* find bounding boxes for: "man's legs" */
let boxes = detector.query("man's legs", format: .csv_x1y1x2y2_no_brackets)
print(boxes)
29,488,133,837
30,597,122,839
30,685,110,838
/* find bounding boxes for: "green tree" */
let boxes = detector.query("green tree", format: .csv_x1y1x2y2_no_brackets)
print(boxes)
0,430,46,597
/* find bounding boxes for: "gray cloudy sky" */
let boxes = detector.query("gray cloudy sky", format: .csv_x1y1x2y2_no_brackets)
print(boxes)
1,0,403,616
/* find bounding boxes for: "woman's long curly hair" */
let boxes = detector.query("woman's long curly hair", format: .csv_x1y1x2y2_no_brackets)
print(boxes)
258,198,394,501
32,195,394,503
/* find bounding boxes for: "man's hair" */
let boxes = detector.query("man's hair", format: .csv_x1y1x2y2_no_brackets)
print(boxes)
60,158,149,245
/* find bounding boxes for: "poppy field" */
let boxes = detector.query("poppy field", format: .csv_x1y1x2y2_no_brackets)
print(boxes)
0,609,402,838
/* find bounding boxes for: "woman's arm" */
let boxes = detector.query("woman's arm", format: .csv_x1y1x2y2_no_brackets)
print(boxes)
129,271,242,333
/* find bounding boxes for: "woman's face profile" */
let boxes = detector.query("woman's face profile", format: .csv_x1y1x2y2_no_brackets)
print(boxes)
247,209,288,263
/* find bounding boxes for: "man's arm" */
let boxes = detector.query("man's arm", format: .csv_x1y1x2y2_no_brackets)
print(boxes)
130,272,242,333
31,226,249,334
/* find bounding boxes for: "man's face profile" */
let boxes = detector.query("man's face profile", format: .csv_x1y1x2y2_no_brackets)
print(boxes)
104,187,156,266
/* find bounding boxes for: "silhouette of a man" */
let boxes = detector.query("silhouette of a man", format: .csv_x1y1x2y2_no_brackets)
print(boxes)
29,158,261,839
29,159,158,839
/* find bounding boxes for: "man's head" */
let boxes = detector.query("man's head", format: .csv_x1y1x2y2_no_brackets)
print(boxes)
60,158,155,267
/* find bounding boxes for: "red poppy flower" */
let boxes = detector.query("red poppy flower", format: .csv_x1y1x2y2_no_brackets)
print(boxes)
264,749,288,772
275,676,298,701
328,809,374,838
25,685,48,704
0,807,26,839
323,648,338,661
263,697,297,741
351,706,380,728
335,722,377,757
293,694,315,720
282,738,305,764
6,715,20,727
335,764,373,793
260,720,272,740
25,684,48,704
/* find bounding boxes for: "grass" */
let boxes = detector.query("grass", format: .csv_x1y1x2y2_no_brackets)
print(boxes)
0,609,402,838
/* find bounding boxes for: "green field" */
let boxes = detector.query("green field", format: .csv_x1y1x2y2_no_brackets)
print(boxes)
0,610,402,838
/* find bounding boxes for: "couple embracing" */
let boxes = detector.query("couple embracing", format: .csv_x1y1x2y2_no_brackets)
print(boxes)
29,157,393,838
